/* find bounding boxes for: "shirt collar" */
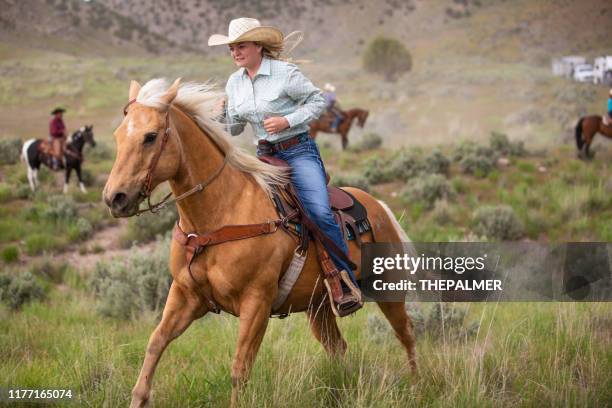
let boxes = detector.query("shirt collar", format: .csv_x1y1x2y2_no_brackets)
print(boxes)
240,57,271,78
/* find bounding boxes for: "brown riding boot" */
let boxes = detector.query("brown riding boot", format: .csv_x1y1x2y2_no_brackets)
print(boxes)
323,270,363,317
315,240,363,317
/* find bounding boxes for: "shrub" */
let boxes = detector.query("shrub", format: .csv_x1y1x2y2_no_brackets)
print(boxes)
1,246,19,263
87,140,113,161
120,205,178,246
0,183,13,203
25,233,66,255
42,195,78,221
431,200,453,225
331,174,371,193
90,237,172,319
403,303,479,339
367,313,392,344
472,205,524,240
363,157,394,184
459,152,495,177
0,272,45,310
423,149,450,175
351,132,383,152
489,131,526,157
67,217,93,241
423,303,479,338
400,174,455,209
363,36,413,81
28,257,70,284
0,138,22,165
387,149,426,180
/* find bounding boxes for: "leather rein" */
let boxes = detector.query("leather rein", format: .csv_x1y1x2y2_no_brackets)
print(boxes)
123,99,228,215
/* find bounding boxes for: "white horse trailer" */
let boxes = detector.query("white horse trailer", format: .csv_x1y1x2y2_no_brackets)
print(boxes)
593,56,612,85
552,56,586,78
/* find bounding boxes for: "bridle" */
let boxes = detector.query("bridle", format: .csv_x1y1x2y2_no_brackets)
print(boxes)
122,99,228,215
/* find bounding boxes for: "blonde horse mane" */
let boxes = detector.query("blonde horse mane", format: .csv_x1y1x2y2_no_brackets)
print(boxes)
136,78,290,197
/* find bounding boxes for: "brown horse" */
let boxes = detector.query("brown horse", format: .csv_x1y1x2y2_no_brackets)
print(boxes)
575,115,612,159
103,79,416,407
309,108,369,150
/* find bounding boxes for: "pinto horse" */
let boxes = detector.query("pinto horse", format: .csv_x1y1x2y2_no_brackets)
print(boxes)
103,79,416,407
309,108,369,150
21,126,96,193
575,115,612,159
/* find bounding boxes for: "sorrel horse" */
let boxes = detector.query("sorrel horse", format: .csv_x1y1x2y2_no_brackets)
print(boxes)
575,115,612,159
309,108,369,150
103,79,416,407
21,126,96,193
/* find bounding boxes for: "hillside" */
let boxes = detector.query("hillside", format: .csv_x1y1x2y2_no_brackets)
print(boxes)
2,0,611,60
0,0,611,148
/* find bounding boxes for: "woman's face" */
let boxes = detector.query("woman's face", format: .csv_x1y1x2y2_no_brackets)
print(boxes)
228,42,262,69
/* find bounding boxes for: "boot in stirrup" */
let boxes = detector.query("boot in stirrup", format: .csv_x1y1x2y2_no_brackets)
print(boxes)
324,270,363,317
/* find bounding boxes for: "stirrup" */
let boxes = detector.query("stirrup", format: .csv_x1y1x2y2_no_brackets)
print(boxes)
324,270,363,317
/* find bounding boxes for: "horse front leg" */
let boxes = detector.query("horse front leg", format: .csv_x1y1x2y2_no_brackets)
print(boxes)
230,294,271,407
75,163,87,193
130,283,207,408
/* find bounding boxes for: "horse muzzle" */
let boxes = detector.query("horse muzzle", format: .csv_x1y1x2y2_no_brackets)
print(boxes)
103,188,142,217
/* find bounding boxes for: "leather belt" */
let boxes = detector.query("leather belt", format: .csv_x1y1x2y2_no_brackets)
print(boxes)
257,133,309,155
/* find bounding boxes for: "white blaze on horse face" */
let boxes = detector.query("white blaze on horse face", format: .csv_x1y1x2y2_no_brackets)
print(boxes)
127,119,136,138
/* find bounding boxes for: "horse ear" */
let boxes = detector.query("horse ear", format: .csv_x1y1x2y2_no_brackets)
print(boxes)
129,80,142,101
160,78,181,107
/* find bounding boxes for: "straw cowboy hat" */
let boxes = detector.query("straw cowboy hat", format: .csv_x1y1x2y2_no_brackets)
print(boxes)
324,83,336,92
51,107,66,115
208,17,284,47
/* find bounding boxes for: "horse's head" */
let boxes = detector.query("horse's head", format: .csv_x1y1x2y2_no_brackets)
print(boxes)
83,125,96,147
103,78,183,217
357,110,369,128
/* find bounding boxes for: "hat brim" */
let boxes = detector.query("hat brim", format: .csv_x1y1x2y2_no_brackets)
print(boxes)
51,108,66,114
208,26,283,46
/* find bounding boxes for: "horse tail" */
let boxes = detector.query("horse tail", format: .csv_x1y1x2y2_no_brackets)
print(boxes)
575,117,584,150
376,199,419,263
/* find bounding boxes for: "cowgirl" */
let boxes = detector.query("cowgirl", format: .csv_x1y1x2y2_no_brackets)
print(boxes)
209,18,361,316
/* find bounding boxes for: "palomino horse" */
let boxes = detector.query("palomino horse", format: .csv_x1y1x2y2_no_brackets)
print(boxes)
21,126,96,193
309,108,369,150
103,79,416,407
575,115,612,159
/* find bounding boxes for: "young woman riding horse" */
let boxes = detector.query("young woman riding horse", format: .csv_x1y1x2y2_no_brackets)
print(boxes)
102,19,417,408
210,18,361,315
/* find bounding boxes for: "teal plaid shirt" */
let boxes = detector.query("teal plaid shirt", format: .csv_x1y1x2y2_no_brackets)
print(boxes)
224,57,326,143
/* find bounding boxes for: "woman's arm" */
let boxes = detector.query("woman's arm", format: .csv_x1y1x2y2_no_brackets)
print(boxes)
283,64,326,128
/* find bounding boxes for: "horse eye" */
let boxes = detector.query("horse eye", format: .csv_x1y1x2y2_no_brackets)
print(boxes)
143,132,158,145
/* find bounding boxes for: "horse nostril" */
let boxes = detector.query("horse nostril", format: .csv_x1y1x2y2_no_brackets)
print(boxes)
111,192,128,210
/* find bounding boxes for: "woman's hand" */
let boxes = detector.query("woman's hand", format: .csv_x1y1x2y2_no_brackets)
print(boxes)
263,116,290,134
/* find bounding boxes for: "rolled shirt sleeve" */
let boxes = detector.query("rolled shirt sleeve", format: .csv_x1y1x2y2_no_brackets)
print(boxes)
282,64,326,129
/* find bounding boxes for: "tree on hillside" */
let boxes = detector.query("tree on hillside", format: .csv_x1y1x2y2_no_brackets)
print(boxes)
362,36,412,82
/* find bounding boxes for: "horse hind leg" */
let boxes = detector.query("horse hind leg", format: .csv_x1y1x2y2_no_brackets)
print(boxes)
376,302,418,374
307,301,347,357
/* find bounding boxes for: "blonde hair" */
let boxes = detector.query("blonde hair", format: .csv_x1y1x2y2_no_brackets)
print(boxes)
256,31,304,62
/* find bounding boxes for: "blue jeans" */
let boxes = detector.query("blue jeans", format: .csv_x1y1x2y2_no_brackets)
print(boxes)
264,134,355,282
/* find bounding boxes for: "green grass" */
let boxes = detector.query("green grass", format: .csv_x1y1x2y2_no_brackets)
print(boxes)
0,291,609,407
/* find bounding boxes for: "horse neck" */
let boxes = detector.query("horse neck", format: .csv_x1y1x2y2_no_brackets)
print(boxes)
70,132,84,152
168,108,257,233
344,110,358,122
